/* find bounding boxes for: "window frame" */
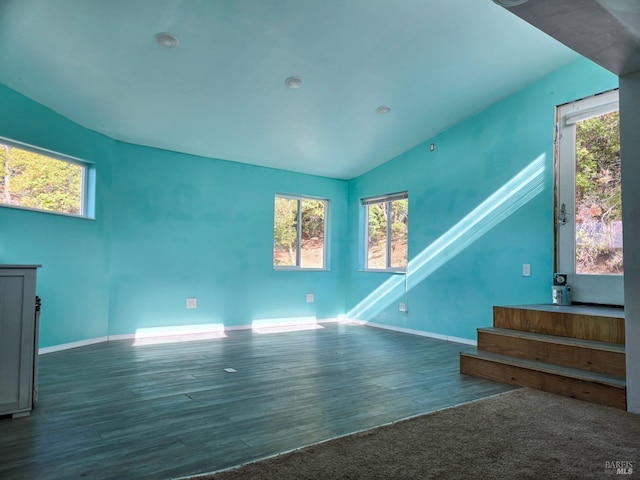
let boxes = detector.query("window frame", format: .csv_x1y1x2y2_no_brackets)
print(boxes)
273,193,328,271
0,136,95,219
362,191,408,272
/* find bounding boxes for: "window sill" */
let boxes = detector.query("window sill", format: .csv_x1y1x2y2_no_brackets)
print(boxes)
0,203,94,220
274,267,330,272
359,269,406,274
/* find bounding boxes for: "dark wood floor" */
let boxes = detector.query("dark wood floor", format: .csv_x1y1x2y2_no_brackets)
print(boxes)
0,323,516,480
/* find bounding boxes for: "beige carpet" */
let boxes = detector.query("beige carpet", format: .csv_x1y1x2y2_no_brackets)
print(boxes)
188,388,640,480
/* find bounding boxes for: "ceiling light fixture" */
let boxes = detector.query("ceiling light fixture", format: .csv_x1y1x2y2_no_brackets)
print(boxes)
492,0,528,7
155,32,179,48
376,105,392,115
285,76,304,89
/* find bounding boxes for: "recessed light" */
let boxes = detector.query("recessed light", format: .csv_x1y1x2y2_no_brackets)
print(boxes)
285,76,304,89
376,105,392,115
492,0,528,7
155,32,179,48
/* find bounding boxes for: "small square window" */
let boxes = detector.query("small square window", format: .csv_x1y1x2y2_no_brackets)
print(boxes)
274,195,327,269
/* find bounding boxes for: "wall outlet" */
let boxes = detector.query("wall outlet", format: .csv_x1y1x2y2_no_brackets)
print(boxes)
186,297,197,309
399,303,406,312
522,264,531,277
306,293,314,303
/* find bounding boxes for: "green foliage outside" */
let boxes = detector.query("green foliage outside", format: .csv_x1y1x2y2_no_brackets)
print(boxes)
273,197,325,266
0,143,83,215
367,203,388,244
575,111,621,222
301,199,325,240
575,111,622,274
274,197,298,265
367,199,408,269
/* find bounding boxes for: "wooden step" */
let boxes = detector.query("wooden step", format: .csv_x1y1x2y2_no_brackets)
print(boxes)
460,350,626,410
477,327,626,376
493,305,625,344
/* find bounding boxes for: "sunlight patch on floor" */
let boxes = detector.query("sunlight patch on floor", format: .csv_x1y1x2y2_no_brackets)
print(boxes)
133,323,226,346
252,316,323,334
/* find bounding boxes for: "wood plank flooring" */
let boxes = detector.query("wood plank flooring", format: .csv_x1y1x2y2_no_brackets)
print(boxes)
0,323,516,480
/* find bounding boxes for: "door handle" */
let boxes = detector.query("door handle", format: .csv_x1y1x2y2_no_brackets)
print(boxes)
559,203,567,225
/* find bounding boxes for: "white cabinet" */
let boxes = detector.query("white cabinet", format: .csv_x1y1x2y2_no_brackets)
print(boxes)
0,265,40,418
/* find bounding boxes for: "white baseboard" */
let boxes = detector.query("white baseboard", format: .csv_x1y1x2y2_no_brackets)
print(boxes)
39,317,345,353
345,319,477,346
107,334,136,341
39,336,109,355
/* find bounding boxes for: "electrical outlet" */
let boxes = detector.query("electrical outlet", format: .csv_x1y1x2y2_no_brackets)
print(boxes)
186,297,197,309
306,293,314,303
522,264,531,277
399,303,406,312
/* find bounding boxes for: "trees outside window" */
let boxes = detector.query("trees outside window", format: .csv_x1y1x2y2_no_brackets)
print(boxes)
574,111,622,274
274,195,327,269
364,193,408,270
0,140,87,216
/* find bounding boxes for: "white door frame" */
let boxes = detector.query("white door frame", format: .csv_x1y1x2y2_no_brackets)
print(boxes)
556,89,623,305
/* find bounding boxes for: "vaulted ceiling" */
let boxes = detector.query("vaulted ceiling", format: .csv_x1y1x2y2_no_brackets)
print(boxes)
0,0,581,179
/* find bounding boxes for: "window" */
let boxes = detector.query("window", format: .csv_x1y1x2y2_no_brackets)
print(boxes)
363,192,408,270
0,138,92,217
273,195,327,269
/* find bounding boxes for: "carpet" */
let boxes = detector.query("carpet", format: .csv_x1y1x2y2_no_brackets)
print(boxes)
186,388,640,480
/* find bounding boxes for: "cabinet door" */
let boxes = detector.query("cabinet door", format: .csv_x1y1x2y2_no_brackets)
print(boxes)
0,270,36,415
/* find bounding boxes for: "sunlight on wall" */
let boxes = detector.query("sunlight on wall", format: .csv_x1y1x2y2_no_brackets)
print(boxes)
252,316,322,334
133,323,226,346
348,154,546,320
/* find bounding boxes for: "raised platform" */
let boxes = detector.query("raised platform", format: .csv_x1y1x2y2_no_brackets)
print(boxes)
460,304,626,410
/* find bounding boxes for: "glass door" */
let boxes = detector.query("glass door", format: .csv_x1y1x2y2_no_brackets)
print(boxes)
556,89,623,305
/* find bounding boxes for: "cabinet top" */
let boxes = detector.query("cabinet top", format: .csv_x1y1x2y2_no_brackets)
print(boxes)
0,265,42,269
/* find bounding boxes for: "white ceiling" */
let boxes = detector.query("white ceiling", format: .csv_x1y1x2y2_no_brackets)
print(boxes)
0,0,579,179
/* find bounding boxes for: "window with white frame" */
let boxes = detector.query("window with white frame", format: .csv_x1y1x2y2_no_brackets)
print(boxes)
273,194,327,269
363,192,408,270
0,138,92,217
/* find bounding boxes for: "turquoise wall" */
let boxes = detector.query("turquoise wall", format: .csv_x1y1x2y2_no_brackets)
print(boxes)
0,84,114,347
0,84,347,347
345,58,618,340
108,142,348,335
0,56,618,348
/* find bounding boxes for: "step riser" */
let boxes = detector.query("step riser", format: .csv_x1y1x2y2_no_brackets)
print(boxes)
460,354,626,410
478,331,626,377
493,307,625,344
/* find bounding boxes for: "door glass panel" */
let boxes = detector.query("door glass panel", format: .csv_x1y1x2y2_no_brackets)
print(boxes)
574,111,622,275
556,89,623,305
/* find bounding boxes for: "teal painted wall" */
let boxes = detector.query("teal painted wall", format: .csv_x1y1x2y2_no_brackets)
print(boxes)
0,56,619,348
0,81,347,346
107,142,348,335
0,84,114,347
345,58,618,340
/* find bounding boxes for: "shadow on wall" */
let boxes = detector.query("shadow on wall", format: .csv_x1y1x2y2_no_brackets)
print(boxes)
348,154,547,320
